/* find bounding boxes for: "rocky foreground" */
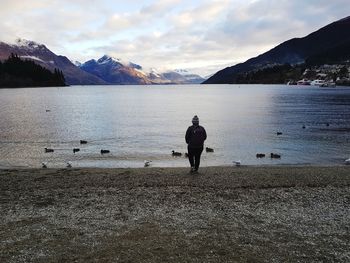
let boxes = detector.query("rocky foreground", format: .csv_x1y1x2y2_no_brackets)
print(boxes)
0,166,350,262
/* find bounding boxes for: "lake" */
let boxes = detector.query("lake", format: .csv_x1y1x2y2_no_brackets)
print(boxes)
0,84,350,168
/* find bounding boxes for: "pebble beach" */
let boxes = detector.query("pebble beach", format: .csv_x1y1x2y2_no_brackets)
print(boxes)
1,166,350,262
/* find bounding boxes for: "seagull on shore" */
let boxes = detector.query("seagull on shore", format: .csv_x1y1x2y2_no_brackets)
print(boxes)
66,162,72,168
233,160,241,167
345,158,350,165
144,160,152,167
42,162,47,168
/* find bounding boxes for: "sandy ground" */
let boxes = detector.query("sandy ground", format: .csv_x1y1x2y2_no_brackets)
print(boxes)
0,166,350,262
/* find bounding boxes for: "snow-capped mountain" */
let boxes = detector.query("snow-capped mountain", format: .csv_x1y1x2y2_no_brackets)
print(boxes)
79,55,205,84
168,69,206,84
80,55,151,85
0,38,106,85
0,39,205,85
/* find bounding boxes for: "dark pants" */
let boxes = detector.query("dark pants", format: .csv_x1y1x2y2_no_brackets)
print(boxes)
188,146,203,170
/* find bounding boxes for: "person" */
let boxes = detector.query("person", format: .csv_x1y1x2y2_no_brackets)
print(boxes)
185,115,207,173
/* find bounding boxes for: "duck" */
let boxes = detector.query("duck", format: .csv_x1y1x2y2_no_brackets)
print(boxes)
144,160,152,167
302,125,306,129
44,148,54,153
233,160,241,167
42,162,47,168
270,153,281,159
80,140,87,144
172,150,182,157
66,162,72,168
256,153,265,158
205,147,214,152
73,148,80,153
276,132,283,136
101,149,110,154
345,158,350,165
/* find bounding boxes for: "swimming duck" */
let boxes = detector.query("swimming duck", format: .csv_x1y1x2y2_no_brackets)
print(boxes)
44,148,54,153
172,150,182,156
73,148,80,153
206,147,214,152
270,153,281,159
101,149,110,154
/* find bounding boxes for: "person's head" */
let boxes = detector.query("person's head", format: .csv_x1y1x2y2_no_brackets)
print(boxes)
192,115,199,126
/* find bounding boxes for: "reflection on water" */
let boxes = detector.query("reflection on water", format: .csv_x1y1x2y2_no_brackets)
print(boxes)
0,84,350,168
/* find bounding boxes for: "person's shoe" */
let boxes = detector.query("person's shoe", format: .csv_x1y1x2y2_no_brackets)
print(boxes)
193,168,199,174
190,167,195,173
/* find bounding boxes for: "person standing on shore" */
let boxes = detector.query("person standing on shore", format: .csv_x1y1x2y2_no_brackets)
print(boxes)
185,115,207,173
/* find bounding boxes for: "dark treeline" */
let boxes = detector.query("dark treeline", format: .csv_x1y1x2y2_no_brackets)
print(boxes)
306,40,350,66
236,63,349,85
235,64,305,84
0,53,66,87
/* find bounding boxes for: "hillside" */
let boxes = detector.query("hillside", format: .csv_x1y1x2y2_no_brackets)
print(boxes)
0,54,66,87
204,16,350,84
0,39,107,85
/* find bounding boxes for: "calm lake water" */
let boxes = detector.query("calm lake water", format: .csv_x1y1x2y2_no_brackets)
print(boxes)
0,84,350,168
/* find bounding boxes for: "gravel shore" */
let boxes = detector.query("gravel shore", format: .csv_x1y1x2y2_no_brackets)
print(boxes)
1,166,350,262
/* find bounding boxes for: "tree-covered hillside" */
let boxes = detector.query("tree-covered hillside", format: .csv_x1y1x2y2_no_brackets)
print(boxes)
0,54,66,87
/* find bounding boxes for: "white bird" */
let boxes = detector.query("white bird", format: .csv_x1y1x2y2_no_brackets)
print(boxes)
233,160,241,167
66,162,72,168
42,162,47,168
144,160,152,167
345,158,350,165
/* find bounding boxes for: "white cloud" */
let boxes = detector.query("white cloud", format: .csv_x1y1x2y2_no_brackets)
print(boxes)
0,0,349,76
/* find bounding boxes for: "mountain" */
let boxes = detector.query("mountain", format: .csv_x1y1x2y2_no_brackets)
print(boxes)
0,39,107,85
170,69,206,84
79,55,205,84
0,39,205,85
80,55,151,84
204,16,350,84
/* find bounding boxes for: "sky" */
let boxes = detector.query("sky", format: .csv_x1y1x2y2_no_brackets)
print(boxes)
0,0,349,76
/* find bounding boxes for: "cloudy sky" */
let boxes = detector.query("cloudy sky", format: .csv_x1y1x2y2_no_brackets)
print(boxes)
1,0,349,76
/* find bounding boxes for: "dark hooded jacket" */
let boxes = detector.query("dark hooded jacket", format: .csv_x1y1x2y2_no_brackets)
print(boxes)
185,125,207,148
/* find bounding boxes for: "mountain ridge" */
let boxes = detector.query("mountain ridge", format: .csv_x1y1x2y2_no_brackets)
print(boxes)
79,55,205,84
0,39,107,85
0,39,205,85
204,16,350,84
